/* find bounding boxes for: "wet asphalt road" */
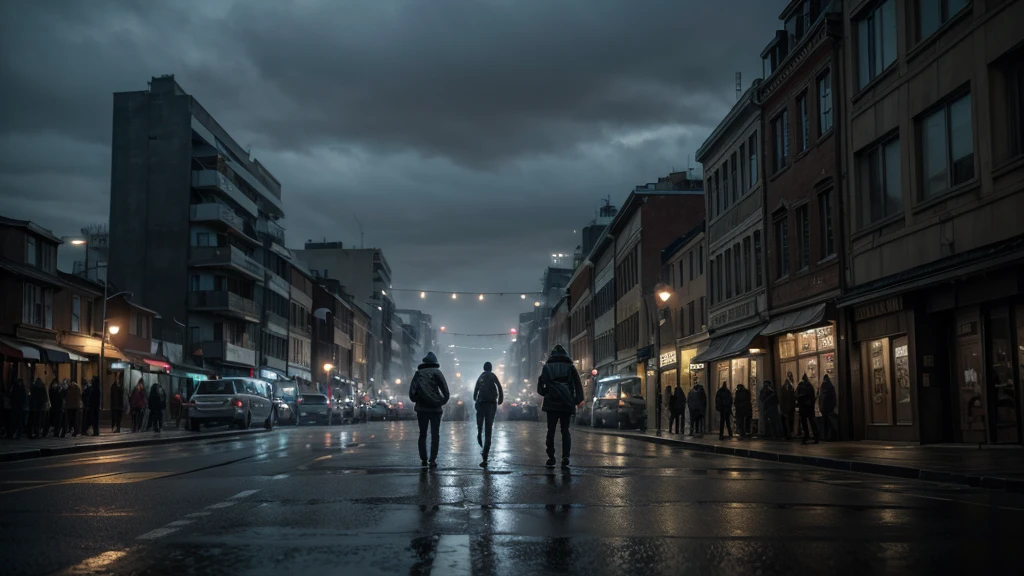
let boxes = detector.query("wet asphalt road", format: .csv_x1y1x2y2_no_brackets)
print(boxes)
1,420,1023,575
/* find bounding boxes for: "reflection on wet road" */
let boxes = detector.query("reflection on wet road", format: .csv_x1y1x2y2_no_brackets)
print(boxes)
1,421,1021,575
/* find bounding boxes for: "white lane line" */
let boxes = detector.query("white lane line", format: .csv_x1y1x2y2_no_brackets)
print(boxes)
165,520,194,527
230,489,261,499
137,527,179,541
207,501,236,509
432,534,471,575
186,512,211,518
272,474,289,480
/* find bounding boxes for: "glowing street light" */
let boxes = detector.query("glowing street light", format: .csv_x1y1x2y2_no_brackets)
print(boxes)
323,363,334,372
70,239,86,245
440,326,446,332
108,325,120,335
395,378,402,385
451,293,458,300
520,294,526,299
456,372,462,379
478,294,484,301
420,291,426,299
534,301,541,307
381,289,387,296
658,290,672,302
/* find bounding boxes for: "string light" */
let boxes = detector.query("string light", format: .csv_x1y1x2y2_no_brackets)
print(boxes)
420,292,426,299
387,288,544,297
520,294,526,299
451,293,457,300
478,294,484,301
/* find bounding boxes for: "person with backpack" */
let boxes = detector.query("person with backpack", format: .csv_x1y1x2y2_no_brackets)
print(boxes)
408,352,450,468
669,383,686,435
537,345,584,468
473,362,503,468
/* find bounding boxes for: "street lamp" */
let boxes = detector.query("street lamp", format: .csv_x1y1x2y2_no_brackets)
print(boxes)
108,325,120,335
394,378,401,385
658,289,672,302
98,285,132,387
323,363,334,373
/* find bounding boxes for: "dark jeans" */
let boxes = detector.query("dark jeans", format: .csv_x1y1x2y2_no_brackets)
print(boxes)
29,409,44,438
47,407,66,437
86,409,100,435
147,410,163,433
763,407,783,439
668,411,683,434
822,411,834,440
131,409,144,432
66,409,80,436
689,412,704,435
417,411,442,463
13,410,27,439
475,402,497,460
545,411,572,459
718,411,732,437
737,414,752,437
799,408,818,441
111,409,123,432
782,410,795,438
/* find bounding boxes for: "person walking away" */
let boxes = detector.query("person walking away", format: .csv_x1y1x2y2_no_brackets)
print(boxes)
65,378,82,437
734,384,753,439
473,362,503,467
669,384,685,434
818,374,837,441
687,383,704,436
86,376,102,436
147,383,166,433
130,380,146,432
779,373,797,440
10,379,28,440
46,378,66,438
759,380,782,439
110,376,124,433
408,352,451,468
715,382,733,440
797,374,819,444
537,345,584,468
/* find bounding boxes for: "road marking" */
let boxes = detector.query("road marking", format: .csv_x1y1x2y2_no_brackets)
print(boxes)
185,512,211,518
207,501,236,509
230,489,261,499
165,520,194,527
65,549,130,574
314,455,333,461
272,474,289,480
137,527,179,540
432,535,471,575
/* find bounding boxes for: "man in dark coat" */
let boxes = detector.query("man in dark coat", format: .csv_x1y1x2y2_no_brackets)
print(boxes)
46,378,66,438
408,352,451,468
669,384,686,434
715,382,733,440
759,380,782,439
779,372,797,439
687,383,706,436
110,375,124,433
10,379,27,440
147,383,166,434
537,345,584,468
734,384,753,439
797,374,819,445
473,361,503,467
86,376,102,436
29,378,48,439
818,374,837,441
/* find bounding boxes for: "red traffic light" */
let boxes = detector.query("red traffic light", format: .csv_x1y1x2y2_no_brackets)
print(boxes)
591,369,598,376
510,328,517,334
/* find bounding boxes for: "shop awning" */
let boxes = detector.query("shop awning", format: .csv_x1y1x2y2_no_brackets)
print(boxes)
0,337,41,360
170,361,217,379
761,303,828,337
29,340,89,363
123,349,171,372
692,324,765,364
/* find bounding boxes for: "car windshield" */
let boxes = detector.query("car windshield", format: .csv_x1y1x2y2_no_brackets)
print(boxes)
302,395,328,405
596,381,620,400
276,387,297,401
195,381,237,395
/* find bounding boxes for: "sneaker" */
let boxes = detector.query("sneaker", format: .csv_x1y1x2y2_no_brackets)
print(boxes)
561,458,570,468
421,460,428,468
545,457,556,467
429,461,438,469
479,460,487,468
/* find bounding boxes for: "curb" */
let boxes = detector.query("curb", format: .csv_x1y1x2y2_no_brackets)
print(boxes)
0,428,269,463
578,427,1024,494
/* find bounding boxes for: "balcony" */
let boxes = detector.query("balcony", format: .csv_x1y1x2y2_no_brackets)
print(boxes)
267,271,290,298
265,311,289,336
263,354,286,371
192,170,258,217
188,291,259,323
201,340,257,367
189,245,265,281
190,203,259,245
257,218,285,244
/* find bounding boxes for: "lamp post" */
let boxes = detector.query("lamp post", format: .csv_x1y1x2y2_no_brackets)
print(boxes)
98,286,132,386
647,284,673,434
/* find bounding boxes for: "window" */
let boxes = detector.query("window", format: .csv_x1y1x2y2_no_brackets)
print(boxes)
918,0,969,41
798,94,809,151
748,132,759,186
754,231,763,287
688,301,696,335
722,160,730,210
41,244,53,273
700,297,706,327
775,216,790,278
706,177,714,217
920,92,974,200
818,70,833,134
71,295,81,333
714,170,721,215
857,136,902,228
22,284,52,328
743,237,752,292
773,110,789,172
709,259,716,305
730,152,738,201
679,308,687,337
689,251,694,281
725,249,733,299
820,190,835,258
739,144,747,191
679,261,685,289
857,0,897,89
26,236,36,267
796,206,810,270
1006,56,1024,159
716,255,723,303
196,232,212,247
699,245,704,274
733,243,742,295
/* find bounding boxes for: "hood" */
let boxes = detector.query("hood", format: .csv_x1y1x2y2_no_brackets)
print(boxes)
736,384,746,391
483,362,492,372
547,345,571,363
418,351,440,369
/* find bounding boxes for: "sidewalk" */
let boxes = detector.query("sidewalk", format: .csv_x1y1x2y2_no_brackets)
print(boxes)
0,425,267,462
579,426,1024,493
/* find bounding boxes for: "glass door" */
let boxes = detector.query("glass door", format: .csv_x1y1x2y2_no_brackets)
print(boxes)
956,311,986,442
987,306,1018,443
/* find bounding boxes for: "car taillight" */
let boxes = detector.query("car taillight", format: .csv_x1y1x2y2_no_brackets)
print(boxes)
618,400,625,407
510,403,518,407
232,398,243,408
297,397,303,404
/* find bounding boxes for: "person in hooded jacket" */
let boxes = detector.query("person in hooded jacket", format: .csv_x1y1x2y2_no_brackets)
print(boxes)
779,372,797,439
669,383,686,434
759,380,782,439
130,380,146,433
65,378,82,437
110,375,124,433
86,376,102,436
46,378,66,438
29,378,48,439
536,345,584,468
715,382,733,440
409,352,451,468
10,379,28,440
818,374,837,441
797,374,819,444
147,383,166,434
473,362,503,467
687,383,706,436
734,384,753,439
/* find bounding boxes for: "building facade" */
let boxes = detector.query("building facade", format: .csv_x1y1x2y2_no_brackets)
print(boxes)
660,222,710,400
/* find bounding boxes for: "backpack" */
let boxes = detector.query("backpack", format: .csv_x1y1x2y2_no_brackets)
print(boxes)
413,372,444,407
546,369,576,407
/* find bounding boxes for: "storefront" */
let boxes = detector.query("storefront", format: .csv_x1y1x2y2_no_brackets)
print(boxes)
692,324,767,433
762,303,839,425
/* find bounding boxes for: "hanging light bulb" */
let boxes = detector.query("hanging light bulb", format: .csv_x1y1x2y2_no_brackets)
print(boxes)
478,294,484,301
520,294,526,299
451,293,458,300
534,301,541,307
420,291,426,299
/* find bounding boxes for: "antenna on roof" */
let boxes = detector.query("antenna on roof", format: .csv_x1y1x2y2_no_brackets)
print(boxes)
353,215,364,249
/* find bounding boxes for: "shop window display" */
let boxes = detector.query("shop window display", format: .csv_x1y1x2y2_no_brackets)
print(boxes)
866,338,893,425
777,325,836,416
894,336,912,425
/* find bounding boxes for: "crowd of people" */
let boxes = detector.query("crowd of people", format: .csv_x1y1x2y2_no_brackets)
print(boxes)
663,371,838,444
0,375,169,440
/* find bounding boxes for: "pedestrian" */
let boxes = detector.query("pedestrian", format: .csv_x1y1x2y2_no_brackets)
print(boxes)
536,345,584,469
669,383,686,434
110,375,124,433
687,382,705,436
797,374,819,445
473,361,503,468
66,378,82,437
779,372,796,440
10,379,28,440
147,383,165,434
86,376,102,436
29,378,47,439
759,380,783,439
818,374,837,441
46,378,66,438
130,380,146,432
408,351,450,468
734,384,753,439
715,381,733,440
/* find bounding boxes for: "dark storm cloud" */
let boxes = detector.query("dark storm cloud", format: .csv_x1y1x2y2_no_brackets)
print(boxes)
0,0,786,336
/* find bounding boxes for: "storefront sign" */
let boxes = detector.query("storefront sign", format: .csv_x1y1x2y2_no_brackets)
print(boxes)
689,363,705,370
660,351,677,367
110,362,128,370
711,302,753,328
854,297,903,321
894,344,908,358
956,321,978,337
185,373,209,382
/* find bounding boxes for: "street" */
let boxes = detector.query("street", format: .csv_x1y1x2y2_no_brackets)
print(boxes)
0,421,1021,575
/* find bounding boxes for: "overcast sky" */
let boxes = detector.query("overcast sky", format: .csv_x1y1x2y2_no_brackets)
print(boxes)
0,0,785,374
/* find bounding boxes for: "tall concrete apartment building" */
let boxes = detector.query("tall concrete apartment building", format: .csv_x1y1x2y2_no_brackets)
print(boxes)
108,75,290,377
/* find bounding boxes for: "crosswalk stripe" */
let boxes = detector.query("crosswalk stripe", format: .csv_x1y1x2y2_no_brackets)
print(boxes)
432,535,471,576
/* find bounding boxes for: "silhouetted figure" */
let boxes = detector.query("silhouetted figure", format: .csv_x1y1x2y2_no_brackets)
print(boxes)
797,374,819,445
409,352,450,468
130,380,146,432
46,378,66,438
10,379,27,440
473,361,503,467
687,383,706,436
669,384,686,434
29,378,47,439
537,345,584,468
65,379,82,437
734,384,752,439
759,380,783,439
779,372,796,439
818,374,837,441
110,376,124,432
715,382,733,440
86,376,102,436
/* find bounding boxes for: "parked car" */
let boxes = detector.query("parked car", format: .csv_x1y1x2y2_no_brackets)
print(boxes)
444,395,468,421
330,396,356,424
298,393,331,425
188,378,276,431
589,376,646,430
506,398,540,421
366,400,390,421
274,383,300,425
